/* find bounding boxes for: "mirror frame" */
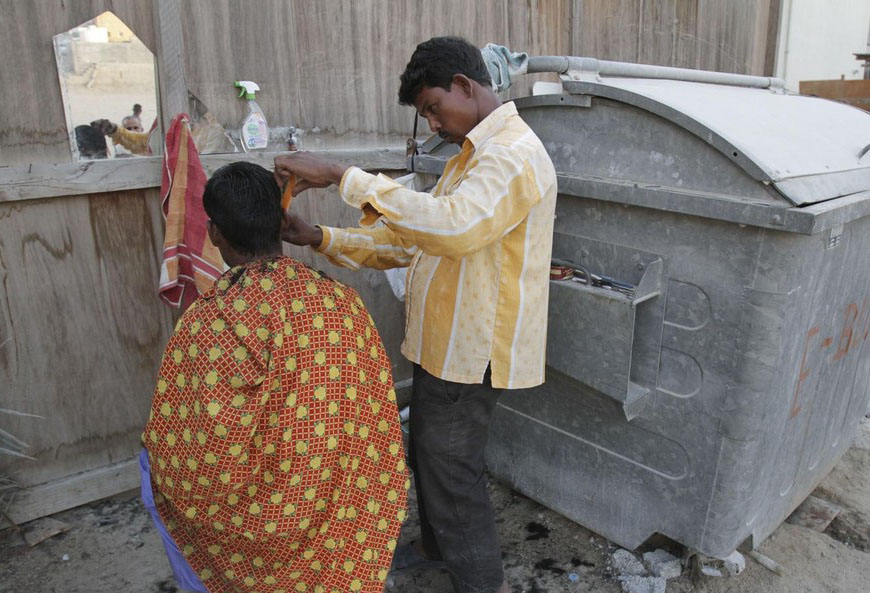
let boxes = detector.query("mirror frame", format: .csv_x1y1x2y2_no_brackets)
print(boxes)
52,11,161,162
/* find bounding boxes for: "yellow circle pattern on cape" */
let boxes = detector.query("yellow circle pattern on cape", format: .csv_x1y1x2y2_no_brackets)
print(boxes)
143,258,409,593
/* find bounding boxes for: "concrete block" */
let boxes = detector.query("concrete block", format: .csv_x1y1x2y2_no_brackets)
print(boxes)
612,549,646,576
643,549,682,579
617,575,667,593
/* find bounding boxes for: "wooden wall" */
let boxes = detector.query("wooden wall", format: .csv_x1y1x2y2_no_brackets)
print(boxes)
0,0,778,525
577,0,774,74
178,0,573,149
0,187,173,519
799,79,870,112
179,0,776,149
1,0,778,162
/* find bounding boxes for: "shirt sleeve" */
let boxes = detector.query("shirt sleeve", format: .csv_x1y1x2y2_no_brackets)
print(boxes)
111,127,150,155
338,144,542,257
316,224,419,271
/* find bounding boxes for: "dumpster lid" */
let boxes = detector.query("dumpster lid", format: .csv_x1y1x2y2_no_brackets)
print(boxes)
560,77,870,206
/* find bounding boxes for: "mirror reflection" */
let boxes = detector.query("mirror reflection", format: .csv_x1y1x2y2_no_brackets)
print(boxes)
53,11,159,160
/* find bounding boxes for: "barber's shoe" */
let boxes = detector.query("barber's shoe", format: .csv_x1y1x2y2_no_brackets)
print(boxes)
389,541,446,573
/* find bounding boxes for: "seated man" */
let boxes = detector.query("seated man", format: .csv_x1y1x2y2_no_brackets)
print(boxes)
141,161,408,593
74,124,108,159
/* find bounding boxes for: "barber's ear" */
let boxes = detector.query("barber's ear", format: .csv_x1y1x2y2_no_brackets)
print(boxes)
453,74,473,97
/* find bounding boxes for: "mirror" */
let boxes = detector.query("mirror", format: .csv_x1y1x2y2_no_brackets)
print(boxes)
53,12,159,160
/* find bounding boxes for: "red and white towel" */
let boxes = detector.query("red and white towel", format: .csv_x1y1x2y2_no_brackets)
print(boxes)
158,114,225,310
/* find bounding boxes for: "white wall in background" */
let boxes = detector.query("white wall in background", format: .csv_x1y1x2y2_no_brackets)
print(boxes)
776,0,870,91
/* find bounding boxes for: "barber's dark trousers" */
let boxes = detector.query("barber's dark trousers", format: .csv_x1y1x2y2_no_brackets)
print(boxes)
408,364,505,593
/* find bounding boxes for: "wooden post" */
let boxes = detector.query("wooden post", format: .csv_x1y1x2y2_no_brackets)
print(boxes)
152,0,189,154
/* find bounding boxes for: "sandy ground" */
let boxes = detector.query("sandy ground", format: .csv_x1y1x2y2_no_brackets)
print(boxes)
2,419,868,593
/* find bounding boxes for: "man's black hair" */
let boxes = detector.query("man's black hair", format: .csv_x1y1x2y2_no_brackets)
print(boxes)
202,162,283,255
133,103,142,114
398,36,490,106
75,124,107,159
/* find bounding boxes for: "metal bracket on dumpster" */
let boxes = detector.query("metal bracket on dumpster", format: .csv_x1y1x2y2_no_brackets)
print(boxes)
525,55,786,93
546,233,665,420
407,134,459,175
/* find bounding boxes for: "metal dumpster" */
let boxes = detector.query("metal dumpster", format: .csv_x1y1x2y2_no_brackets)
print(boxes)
410,58,870,558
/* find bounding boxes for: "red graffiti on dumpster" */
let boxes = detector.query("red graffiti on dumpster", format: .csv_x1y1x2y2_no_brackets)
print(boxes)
790,296,870,420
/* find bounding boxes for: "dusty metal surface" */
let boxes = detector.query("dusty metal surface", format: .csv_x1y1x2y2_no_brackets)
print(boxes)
546,233,664,420
411,60,870,559
490,201,870,558
557,77,870,206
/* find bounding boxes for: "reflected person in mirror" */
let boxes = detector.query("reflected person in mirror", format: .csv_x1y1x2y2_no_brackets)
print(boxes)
91,107,156,156
74,124,108,159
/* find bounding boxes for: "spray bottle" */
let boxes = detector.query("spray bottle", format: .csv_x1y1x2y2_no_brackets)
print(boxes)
234,80,268,151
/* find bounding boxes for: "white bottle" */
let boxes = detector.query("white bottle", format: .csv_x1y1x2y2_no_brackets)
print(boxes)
234,81,268,151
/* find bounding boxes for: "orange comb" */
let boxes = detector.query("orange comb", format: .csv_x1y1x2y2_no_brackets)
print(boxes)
281,174,295,211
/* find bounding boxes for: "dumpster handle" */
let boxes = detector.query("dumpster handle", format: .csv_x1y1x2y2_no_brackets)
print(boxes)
859,143,870,160
526,56,785,91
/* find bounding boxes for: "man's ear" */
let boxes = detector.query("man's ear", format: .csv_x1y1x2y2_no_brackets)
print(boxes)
453,74,474,97
207,220,226,249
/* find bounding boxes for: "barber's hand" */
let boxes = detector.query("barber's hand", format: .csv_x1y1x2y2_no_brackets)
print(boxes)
274,153,349,195
281,212,324,248
91,119,118,136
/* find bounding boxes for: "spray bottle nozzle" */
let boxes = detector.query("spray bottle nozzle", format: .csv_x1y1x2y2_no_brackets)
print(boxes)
234,80,261,100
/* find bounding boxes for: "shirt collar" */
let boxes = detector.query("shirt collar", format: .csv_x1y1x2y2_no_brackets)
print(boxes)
465,101,517,148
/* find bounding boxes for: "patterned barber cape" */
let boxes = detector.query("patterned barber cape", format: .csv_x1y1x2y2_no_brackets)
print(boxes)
143,256,409,593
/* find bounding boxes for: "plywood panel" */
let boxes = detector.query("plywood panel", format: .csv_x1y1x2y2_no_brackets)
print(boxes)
179,0,572,148
672,0,701,69
0,0,156,165
636,0,702,69
576,0,771,75
0,157,164,203
0,188,173,487
638,0,677,65
763,0,781,77
695,0,770,74
800,79,870,112
3,457,139,527
577,0,642,62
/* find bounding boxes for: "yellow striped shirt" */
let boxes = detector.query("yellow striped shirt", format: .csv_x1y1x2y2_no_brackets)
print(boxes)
318,101,557,389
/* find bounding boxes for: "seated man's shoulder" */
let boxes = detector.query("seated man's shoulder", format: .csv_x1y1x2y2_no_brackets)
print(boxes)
279,257,363,306
282,257,335,286
188,257,366,323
